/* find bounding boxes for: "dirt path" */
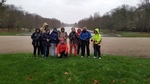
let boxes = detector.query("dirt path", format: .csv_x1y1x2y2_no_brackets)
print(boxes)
0,36,150,58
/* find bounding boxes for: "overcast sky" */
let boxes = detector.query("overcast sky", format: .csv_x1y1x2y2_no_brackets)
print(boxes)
6,0,139,24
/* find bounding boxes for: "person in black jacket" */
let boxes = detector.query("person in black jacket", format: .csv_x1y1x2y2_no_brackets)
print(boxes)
31,28,41,57
42,29,51,58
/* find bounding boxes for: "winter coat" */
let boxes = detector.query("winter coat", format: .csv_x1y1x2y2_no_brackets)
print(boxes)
91,28,102,44
58,32,68,40
69,32,79,44
57,43,68,54
80,30,92,41
42,32,51,47
50,31,59,44
31,32,41,47
40,22,48,33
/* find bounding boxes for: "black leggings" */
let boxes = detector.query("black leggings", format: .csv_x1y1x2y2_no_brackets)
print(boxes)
33,46,40,57
81,41,90,56
94,44,101,57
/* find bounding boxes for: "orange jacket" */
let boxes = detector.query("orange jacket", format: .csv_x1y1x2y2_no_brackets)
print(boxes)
57,43,68,54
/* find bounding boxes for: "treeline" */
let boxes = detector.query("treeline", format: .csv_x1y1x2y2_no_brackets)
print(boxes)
78,0,150,32
0,0,62,31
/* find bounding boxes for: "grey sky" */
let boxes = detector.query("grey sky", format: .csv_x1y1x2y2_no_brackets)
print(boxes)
6,0,139,24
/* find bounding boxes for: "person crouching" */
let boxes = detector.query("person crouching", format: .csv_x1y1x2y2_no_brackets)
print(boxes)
57,38,68,58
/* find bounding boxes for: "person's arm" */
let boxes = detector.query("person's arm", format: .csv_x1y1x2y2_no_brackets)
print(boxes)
88,31,92,39
31,33,36,40
79,33,84,40
65,32,68,40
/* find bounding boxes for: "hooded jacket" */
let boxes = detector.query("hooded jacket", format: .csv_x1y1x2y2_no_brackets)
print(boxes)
69,31,79,44
91,28,102,44
31,28,41,46
40,22,48,33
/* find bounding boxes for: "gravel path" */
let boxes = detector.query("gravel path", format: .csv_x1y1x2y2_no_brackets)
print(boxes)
0,36,150,58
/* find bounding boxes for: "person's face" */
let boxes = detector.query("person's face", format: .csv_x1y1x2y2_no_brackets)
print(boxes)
36,29,40,32
46,30,50,34
61,28,65,32
72,28,75,32
83,27,87,31
94,30,98,34
45,25,49,29
77,29,81,33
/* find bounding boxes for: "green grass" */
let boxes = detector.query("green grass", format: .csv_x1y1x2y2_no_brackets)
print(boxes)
0,53,150,84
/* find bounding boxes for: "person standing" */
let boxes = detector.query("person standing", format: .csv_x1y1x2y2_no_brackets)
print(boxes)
40,22,49,55
58,27,68,41
69,27,78,56
50,28,59,57
80,27,92,58
31,28,41,57
42,29,51,58
77,28,82,55
91,28,102,59
57,38,68,58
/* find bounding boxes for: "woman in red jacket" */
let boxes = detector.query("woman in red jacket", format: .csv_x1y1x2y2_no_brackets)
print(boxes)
57,38,68,58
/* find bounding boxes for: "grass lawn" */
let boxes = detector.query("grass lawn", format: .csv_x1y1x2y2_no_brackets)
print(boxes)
0,53,150,84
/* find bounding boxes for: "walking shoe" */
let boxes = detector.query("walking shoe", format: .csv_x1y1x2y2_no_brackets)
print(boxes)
87,56,90,58
81,56,83,58
93,56,96,58
99,57,102,59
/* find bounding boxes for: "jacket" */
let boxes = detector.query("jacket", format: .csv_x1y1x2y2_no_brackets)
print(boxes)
57,43,68,54
50,31,59,44
58,32,68,40
42,32,51,46
80,30,92,41
91,28,102,44
31,32,41,46
69,32,79,44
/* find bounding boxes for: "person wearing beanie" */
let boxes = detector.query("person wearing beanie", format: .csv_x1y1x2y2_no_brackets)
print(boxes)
50,28,59,57
91,28,102,59
31,28,42,57
56,38,68,58
69,27,79,56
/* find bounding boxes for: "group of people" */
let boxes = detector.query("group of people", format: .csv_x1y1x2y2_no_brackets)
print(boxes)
31,22,102,59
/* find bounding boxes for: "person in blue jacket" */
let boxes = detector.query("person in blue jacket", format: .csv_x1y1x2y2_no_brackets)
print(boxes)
80,27,92,57
42,29,51,58
50,28,59,57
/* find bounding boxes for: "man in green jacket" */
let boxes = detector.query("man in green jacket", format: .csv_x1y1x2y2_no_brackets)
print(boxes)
91,28,102,59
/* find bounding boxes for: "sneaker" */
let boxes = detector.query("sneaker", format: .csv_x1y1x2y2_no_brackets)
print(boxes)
81,56,83,58
99,57,102,59
87,56,90,58
93,56,96,58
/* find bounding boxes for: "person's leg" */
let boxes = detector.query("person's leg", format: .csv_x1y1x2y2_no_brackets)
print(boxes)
33,46,36,57
86,43,90,57
40,41,44,55
93,44,97,58
97,45,101,58
81,42,85,57
77,44,80,55
74,44,77,56
50,43,55,56
69,43,73,56
46,45,49,57
38,46,40,56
